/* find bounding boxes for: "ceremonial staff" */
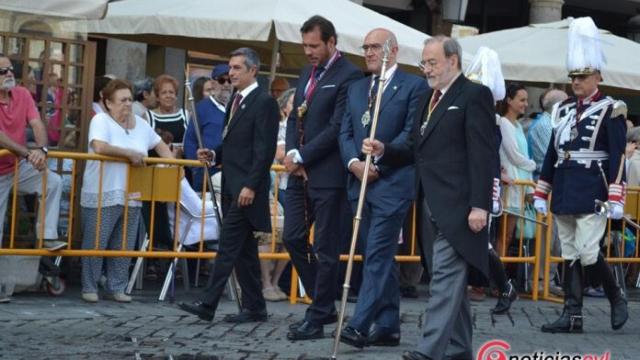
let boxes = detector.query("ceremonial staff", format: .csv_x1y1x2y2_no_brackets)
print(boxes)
331,39,392,359
184,73,242,311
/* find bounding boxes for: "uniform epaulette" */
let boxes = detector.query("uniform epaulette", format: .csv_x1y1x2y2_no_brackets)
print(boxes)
611,100,628,119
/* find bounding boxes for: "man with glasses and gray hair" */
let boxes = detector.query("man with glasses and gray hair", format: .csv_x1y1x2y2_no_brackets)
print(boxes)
363,35,496,360
0,55,64,256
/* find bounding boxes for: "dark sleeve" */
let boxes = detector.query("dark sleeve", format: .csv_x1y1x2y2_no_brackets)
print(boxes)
183,120,198,160
244,96,279,191
285,90,302,153
607,110,627,184
465,84,496,211
539,132,557,185
377,78,427,175
338,84,358,169
299,68,362,165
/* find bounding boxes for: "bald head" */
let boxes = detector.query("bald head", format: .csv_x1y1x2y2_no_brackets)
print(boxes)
541,89,568,113
362,28,398,74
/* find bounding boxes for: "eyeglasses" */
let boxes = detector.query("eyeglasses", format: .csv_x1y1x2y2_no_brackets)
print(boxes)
0,66,14,76
417,60,438,71
361,43,383,53
216,76,231,85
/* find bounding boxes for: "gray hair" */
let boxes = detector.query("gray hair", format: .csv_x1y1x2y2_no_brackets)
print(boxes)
277,88,296,112
541,89,568,113
133,76,154,101
230,47,261,72
424,35,463,70
627,126,640,143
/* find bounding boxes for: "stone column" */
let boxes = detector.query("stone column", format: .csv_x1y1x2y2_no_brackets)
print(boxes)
105,39,147,81
529,0,564,24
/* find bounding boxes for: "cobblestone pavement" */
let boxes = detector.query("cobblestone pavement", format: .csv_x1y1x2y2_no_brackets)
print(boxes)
0,284,638,360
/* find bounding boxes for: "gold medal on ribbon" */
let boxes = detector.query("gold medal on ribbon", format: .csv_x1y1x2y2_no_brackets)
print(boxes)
297,100,308,119
361,110,371,127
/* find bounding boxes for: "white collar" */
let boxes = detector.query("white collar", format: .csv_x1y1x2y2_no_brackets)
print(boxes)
236,81,259,100
209,96,227,112
369,64,398,94
439,72,462,96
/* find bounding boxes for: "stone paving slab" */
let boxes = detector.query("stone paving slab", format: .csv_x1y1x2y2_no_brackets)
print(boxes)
0,288,638,360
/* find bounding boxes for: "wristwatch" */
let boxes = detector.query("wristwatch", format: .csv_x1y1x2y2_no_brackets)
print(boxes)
40,146,48,155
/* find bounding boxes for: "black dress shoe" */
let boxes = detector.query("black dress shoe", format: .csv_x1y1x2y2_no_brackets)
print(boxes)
223,309,267,323
178,301,215,321
402,350,432,360
367,327,400,347
289,312,338,331
339,326,368,348
286,320,323,340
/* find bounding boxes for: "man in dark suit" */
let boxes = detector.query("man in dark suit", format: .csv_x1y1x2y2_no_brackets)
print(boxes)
337,28,427,349
282,15,362,340
364,36,496,360
178,47,279,323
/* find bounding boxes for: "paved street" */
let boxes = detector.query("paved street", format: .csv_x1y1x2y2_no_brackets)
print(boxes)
0,282,638,360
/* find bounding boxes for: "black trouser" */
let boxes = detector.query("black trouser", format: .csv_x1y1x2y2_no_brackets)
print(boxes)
201,195,265,312
283,176,351,323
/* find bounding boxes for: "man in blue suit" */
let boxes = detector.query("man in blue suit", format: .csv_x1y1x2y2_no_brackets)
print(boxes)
283,15,363,340
337,28,427,348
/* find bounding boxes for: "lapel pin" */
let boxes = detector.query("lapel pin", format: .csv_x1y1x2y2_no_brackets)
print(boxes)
393,85,398,90
241,104,246,110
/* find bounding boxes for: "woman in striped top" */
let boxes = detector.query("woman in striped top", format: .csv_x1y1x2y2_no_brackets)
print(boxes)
146,74,189,158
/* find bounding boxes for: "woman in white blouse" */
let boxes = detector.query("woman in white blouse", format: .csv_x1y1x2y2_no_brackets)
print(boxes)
497,83,536,256
80,79,174,303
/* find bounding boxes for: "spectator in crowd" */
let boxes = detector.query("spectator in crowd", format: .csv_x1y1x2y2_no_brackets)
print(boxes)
527,88,568,180
192,76,213,104
132,77,156,119
275,88,295,206
0,55,64,252
626,126,640,186
92,75,113,116
257,87,296,302
147,74,189,158
184,64,231,191
270,77,290,99
80,79,173,303
497,83,536,257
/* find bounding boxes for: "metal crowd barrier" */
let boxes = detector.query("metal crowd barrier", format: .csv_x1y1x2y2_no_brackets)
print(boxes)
0,149,558,303
541,187,640,303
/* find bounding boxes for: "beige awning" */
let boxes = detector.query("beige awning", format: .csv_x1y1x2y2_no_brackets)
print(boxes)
0,0,109,20
60,0,445,70
459,17,640,91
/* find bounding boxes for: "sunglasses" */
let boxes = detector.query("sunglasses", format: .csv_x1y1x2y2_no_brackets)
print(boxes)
0,66,14,76
216,76,231,85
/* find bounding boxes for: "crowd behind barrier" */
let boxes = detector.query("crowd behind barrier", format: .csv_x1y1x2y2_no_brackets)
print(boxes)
6,149,638,303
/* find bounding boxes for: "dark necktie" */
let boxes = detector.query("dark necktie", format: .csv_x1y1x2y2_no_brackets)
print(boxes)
429,90,442,113
305,66,325,102
230,93,243,119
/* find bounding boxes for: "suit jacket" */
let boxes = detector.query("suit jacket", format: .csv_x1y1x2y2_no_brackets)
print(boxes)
338,70,427,214
285,54,363,189
381,74,496,284
215,86,279,232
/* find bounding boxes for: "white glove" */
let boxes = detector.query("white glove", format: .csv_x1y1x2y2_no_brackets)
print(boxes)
608,202,624,220
533,198,547,216
492,200,501,214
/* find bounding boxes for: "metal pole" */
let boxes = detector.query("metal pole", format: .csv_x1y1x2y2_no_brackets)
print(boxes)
184,73,242,311
331,39,392,360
